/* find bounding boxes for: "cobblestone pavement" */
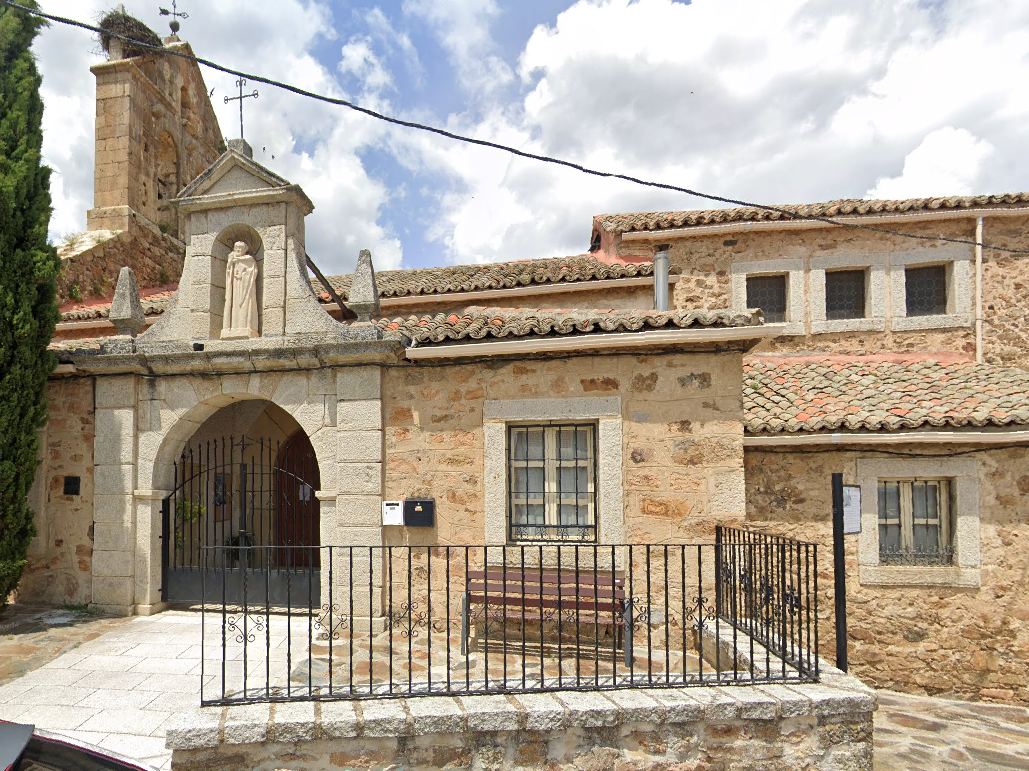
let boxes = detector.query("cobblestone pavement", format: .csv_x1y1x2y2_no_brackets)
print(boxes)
1,605,1028,770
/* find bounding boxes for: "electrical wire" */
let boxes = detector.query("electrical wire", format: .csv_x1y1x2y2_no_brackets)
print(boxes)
6,0,1029,255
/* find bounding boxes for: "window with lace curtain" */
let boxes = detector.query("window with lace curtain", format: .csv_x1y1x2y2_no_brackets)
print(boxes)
878,479,954,565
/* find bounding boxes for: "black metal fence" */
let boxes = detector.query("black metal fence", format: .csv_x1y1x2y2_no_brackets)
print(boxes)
162,433,321,605
200,528,819,705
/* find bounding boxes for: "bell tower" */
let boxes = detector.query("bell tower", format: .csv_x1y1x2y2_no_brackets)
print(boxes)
87,12,223,239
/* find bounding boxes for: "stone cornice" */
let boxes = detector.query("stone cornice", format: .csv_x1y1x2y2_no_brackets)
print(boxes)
53,333,404,377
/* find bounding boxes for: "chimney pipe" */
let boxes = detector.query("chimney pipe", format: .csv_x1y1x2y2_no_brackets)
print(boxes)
653,244,670,311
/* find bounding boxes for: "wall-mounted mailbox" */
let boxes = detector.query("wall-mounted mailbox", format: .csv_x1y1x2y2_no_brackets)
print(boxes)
382,500,404,526
404,498,435,528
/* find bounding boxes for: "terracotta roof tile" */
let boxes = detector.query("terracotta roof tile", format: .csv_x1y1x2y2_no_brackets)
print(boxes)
377,306,761,344
597,193,1029,234
60,287,178,322
59,256,652,325
329,255,652,299
745,356,1029,434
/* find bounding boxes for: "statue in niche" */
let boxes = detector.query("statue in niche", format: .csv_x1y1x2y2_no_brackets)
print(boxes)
221,240,259,339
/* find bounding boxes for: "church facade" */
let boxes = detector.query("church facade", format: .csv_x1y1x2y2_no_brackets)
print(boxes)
26,29,1029,707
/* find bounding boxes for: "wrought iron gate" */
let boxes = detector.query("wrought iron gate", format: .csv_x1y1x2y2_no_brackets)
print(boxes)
161,432,321,605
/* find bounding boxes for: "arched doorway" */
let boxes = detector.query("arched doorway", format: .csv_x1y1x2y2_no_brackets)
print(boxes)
161,400,322,605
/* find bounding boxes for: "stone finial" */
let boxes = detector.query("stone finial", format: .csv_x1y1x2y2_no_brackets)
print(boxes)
109,266,146,337
348,249,380,322
227,138,253,159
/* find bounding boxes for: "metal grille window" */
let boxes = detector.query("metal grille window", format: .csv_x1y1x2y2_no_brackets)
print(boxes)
905,265,947,316
825,269,866,320
509,424,596,542
878,479,953,565
746,275,787,323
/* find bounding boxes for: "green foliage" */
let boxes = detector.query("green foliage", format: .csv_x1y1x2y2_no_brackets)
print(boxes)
68,283,80,302
0,2,61,610
174,499,206,548
157,221,170,235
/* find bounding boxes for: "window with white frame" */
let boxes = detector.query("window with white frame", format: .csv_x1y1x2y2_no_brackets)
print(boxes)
508,424,596,542
878,479,954,565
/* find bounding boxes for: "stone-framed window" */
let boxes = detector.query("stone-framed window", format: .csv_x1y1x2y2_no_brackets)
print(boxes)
904,266,947,317
730,258,804,335
810,254,887,334
877,478,953,565
745,275,787,323
890,247,972,331
857,457,980,587
484,397,623,545
508,424,597,543
825,269,867,320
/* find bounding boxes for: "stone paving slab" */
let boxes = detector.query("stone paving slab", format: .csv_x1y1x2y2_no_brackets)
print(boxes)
874,690,1029,770
1,604,1029,770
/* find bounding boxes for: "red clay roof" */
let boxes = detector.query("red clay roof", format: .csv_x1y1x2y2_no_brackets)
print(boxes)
377,306,761,344
597,193,1029,234
745,356,1029,434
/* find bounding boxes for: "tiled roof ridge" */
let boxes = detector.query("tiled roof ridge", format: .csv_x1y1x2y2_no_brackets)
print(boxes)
60,284,179,322
328,254,653,300
745,357,1029,434
377,306,761,344
597,192,1029,234
746,352,974,365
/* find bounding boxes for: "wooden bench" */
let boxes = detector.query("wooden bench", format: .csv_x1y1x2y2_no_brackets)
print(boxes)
461,567,631,662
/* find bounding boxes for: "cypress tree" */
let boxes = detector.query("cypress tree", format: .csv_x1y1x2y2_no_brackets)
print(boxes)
0,1,60,609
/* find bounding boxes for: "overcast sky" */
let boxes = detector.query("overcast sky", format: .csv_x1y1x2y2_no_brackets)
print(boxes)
33,0,1029,275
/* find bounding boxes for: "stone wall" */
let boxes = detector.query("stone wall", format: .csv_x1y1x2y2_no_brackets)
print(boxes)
89,41,222,237
373,283,657,318
167,676,874,771
382,352,747,548
743,444,1029,705
20,378,96,605
608,213,1029,367
979,213,1029,370
56,215,184,304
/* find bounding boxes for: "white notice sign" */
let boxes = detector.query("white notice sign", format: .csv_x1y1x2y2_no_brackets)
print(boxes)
382,500,404,526
842,485,862,534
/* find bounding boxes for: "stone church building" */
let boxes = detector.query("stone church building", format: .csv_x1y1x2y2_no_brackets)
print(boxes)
23,28,1029,709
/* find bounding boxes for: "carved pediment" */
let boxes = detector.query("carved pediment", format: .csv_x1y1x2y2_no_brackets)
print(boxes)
175,141,312,214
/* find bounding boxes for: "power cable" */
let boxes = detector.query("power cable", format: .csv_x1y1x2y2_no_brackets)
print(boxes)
7,0,1029,255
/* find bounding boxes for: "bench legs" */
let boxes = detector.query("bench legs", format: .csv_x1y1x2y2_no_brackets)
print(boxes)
623,600,633,668
461,591,470,656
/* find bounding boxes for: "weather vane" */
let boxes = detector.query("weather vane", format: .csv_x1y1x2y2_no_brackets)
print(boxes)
159,1,188,35
224,78,258,140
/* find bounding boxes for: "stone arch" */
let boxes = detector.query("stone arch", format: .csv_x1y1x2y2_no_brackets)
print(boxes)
156,130,180,237
212,223,265,337
148,386,334,494
135,374,339,609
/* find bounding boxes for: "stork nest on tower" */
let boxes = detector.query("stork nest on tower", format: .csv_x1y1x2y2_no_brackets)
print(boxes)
98,11,162,59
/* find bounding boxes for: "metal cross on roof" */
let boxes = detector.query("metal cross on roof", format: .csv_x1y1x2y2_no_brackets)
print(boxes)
158,1,188,35
224,78,258,140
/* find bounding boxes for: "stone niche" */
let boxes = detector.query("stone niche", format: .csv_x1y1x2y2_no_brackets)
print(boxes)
139,139,341,344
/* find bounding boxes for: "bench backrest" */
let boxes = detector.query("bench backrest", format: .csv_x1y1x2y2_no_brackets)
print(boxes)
467,567,626,612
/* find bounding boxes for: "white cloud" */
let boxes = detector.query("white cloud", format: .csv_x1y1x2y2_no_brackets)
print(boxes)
866,127,995,199
402,0,1029,264
363,7,423,85
339,36,394,93
36,0,402,273
402,0,512,96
